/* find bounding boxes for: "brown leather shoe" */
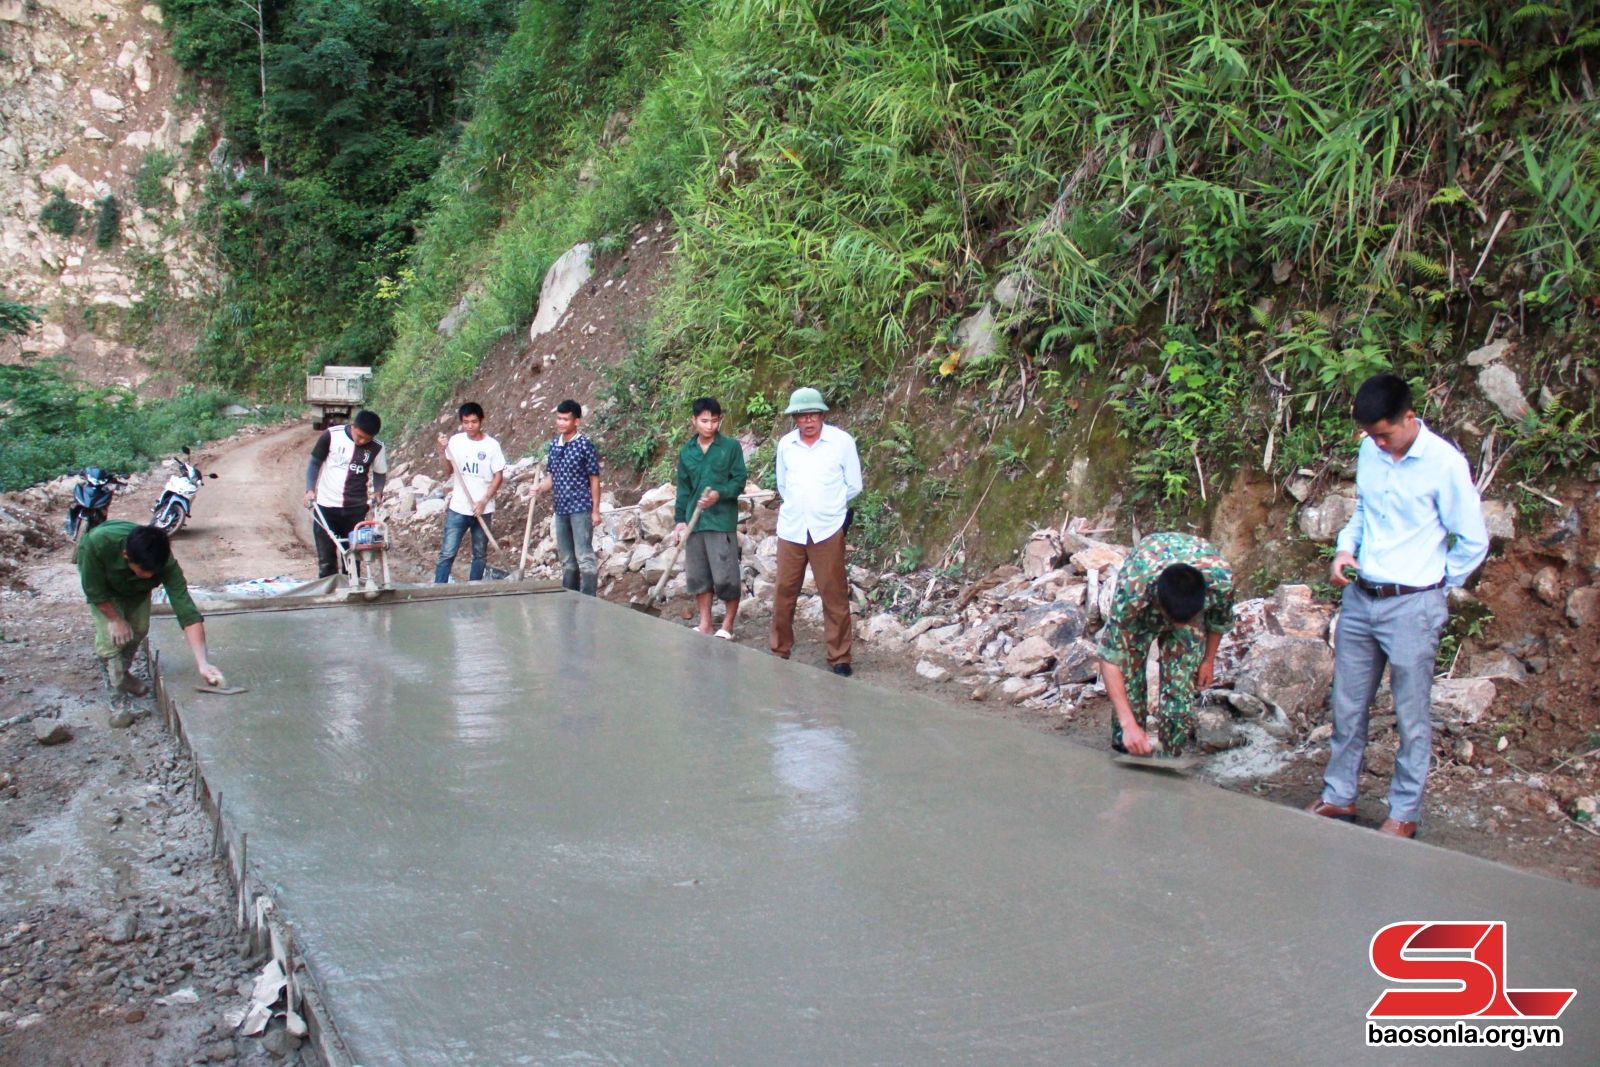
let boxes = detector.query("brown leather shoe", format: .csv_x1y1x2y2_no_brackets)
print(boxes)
1306,798,1357,821
1378,818,1418,838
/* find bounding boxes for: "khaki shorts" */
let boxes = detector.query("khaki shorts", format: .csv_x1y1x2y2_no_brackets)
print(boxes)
685,530,742,601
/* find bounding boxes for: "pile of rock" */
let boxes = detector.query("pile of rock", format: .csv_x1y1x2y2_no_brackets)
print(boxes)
857,528,1344,751
859,526,1123,709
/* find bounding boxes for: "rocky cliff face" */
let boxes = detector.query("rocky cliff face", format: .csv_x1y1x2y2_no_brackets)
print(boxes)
0,0,217,387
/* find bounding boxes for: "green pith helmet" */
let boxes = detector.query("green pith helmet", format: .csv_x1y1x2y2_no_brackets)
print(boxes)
783,387,829,415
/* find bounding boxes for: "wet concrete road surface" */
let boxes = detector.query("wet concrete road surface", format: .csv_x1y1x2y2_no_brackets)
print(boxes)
154,592,1600,1065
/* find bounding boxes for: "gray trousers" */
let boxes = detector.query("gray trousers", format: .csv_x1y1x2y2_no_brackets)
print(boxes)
552,511,597,596
1321,584,1448,823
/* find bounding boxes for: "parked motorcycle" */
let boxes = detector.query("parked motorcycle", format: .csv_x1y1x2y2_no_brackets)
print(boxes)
150,448,218,534
65,467,125,542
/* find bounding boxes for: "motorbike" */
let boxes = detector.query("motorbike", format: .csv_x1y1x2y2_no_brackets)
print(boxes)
65,467,124,542
150,447,218,534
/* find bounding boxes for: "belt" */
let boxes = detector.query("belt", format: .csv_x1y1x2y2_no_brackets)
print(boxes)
1355,577,1444,598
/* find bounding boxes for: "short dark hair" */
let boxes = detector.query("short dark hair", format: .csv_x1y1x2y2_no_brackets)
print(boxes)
353,409,382,435
1154,563,1206,624
556,399,583,418
458,402,484,420
125,524,171,572
692,397,722,417
1351,373,1412,426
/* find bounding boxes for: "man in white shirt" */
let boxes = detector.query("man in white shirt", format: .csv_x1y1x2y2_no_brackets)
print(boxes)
434,402,506,583
770,387,863,676
1308,373,1489,839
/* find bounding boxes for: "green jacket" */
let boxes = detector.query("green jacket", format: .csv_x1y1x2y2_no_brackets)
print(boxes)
78,520,203,627
674,433,748,533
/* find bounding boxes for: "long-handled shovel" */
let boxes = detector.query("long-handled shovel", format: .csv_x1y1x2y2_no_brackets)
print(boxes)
631,501,705,616
513,484,542,581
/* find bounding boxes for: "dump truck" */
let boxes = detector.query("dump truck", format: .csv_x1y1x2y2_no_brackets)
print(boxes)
305,366,374,429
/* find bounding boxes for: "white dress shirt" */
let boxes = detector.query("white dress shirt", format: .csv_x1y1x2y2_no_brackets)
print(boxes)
775,423,863,544
1335,421,1489,587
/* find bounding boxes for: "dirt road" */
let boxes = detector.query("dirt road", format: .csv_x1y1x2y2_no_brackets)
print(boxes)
0,425,330,1066
125,423,318,587
17,423,325,605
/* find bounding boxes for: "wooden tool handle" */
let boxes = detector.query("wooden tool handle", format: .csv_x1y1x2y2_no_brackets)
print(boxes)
516,488,539,576
652,501,706,600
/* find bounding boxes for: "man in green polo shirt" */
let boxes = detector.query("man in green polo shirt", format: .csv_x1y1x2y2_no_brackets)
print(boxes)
78,521,223,695
672,397,749,638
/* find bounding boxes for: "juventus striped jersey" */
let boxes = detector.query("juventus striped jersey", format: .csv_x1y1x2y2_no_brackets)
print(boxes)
311,425,388,510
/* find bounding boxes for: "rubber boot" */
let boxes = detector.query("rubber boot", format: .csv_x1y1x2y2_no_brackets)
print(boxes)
102,654,126,693
116,646,148,697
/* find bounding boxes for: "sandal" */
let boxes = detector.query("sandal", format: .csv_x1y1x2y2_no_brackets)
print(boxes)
714,628,734,640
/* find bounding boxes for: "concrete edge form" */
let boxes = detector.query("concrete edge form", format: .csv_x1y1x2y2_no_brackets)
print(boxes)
152,578,566,618
151,648,355,1067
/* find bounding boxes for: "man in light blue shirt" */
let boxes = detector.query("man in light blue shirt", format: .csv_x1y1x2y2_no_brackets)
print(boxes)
1308,373,1488,839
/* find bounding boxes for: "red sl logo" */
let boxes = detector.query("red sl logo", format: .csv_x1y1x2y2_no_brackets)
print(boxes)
1369,921,1576,1020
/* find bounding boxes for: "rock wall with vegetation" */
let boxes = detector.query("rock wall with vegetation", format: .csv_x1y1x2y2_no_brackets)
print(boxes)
1,0,217,382
0,0,255,490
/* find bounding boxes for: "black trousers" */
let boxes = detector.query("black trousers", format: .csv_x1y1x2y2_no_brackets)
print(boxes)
313,505,368,578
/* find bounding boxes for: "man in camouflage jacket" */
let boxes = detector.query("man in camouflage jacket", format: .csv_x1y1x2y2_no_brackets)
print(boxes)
1095,532,1235,756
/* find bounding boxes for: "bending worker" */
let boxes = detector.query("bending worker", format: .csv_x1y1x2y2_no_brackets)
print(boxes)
1095,532,1235,757
78,521,223,694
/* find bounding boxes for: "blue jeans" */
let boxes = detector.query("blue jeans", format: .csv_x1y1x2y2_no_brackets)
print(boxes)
1321,584,1448,823
552,511,597,595
435,510,492,583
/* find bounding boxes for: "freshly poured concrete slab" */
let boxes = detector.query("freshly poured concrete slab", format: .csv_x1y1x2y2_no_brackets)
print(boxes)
155,593,1599,1065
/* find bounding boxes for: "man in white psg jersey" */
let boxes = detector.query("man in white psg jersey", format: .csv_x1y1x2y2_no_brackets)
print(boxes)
434,401,506,583
304,409,389,578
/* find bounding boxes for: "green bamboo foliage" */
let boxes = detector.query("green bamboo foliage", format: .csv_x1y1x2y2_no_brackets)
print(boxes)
379,0,1597,509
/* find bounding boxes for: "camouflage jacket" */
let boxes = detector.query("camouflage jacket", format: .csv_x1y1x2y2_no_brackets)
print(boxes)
1096,532,1234,669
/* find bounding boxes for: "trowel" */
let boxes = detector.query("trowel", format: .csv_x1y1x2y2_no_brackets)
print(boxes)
1113,752,1202,774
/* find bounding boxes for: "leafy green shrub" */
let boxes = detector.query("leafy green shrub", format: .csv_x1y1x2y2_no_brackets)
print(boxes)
745,391,775,419
93,195,120,249
134,151,176,209
0,298,42,337
161,0,524,389
40,188,80,238
0,362,246,491
155,0,1600,551
849,490,899,555
1108,333,1251,516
